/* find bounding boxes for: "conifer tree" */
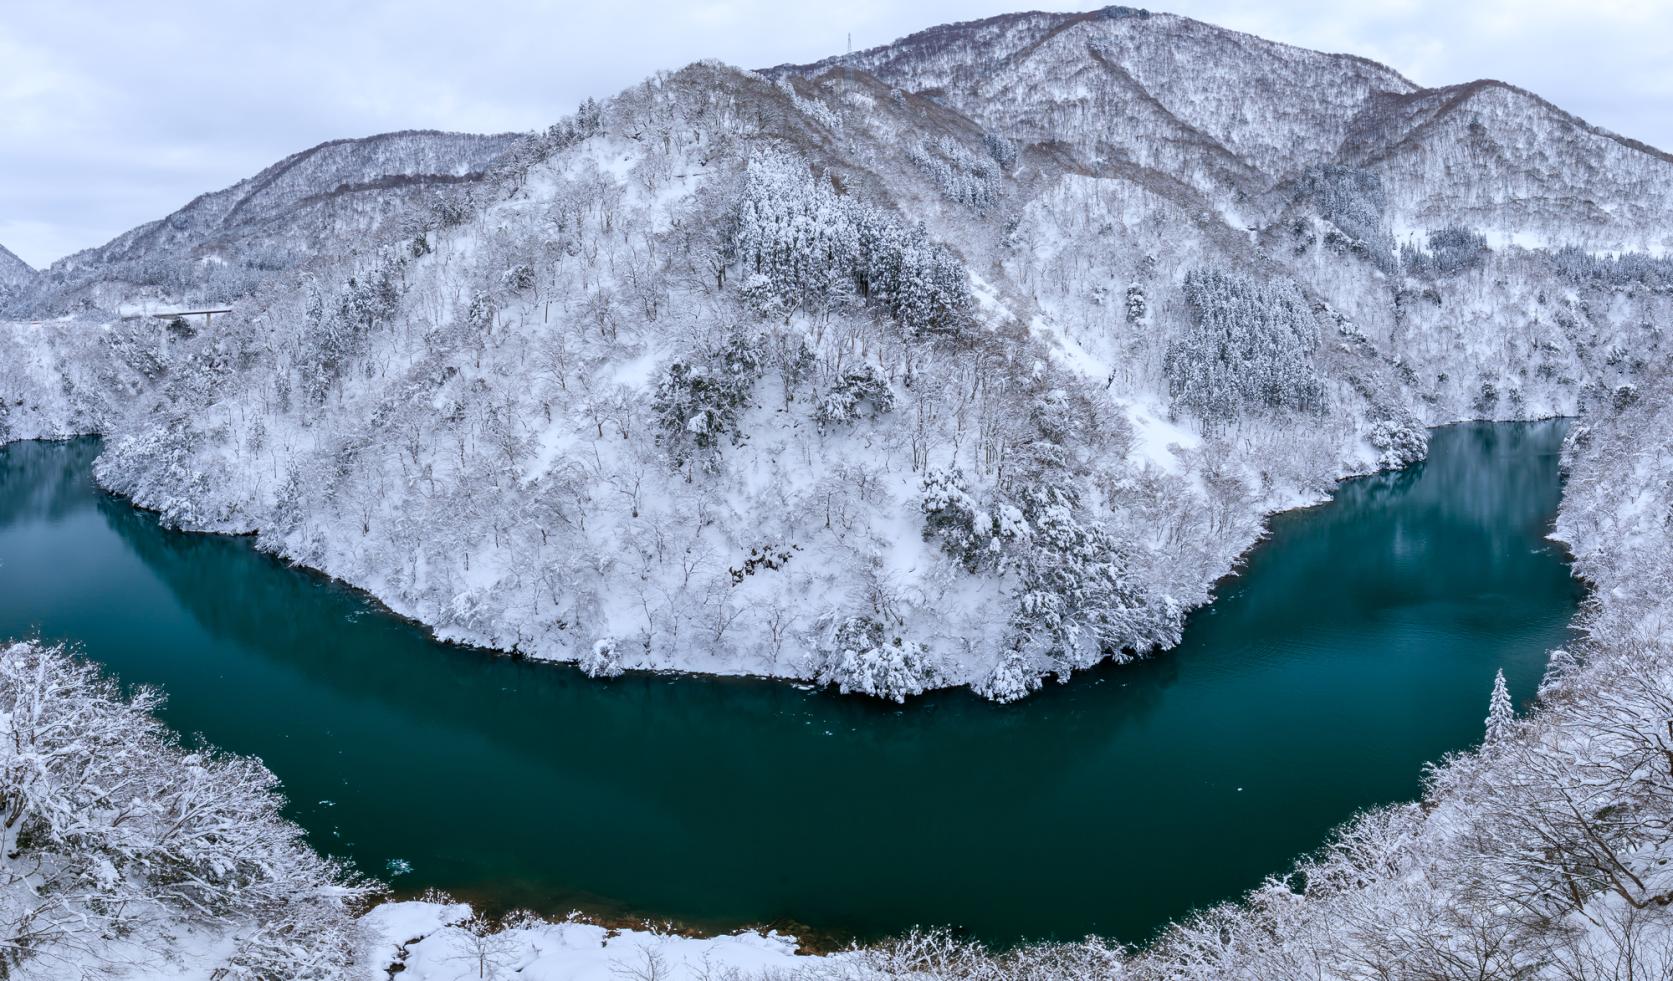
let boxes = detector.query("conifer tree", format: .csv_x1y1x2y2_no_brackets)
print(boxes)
1484,668,1515,744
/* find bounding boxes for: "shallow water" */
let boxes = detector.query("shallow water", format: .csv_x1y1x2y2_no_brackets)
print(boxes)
0,422,1581,944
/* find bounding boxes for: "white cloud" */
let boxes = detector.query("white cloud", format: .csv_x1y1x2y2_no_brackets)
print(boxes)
2,0,1667,268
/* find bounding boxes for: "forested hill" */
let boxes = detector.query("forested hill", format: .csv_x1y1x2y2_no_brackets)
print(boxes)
6,8,1672,704
9,129,522,318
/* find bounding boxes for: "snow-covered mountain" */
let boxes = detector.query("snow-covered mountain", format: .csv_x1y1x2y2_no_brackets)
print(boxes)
772,7,1673,253
8,6,1673,978
10,129,522,317
6,6,1671,704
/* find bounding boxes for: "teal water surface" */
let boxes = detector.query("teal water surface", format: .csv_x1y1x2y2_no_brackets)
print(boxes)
0,422,1581,944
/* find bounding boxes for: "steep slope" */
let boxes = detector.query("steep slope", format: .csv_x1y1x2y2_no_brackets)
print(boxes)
0,243,35,307
17,129,523,316
1344,80,1673,250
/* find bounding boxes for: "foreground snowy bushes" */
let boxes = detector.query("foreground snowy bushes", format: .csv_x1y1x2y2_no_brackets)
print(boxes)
0,641,371,979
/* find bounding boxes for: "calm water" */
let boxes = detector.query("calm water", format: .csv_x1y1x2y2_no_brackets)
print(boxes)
0,423,1580,944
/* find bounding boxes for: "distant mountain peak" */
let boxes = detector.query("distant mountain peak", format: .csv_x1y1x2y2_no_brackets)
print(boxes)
769,6,1671,252
17,128,523,317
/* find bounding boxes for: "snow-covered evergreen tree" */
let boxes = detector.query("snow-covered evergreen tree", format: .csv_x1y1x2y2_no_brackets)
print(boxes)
1163,269,1326,429
1484,667,1515,744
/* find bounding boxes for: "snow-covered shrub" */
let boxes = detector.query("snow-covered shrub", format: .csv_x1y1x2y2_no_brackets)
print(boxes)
0,641,371,977
1124,284,1146,325
1368,416,1429,468
737,271,786,320
1164,268,1325,429
1474,380,1500,414
814,363,896,430
920,468,1019,572
466,290,497,333
975,652,1044,704
579,637,625,679
651,330,763,470
501,263,536,292
814,616,935,703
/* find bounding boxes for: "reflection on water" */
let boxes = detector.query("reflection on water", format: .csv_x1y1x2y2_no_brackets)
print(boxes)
0,423,1581,944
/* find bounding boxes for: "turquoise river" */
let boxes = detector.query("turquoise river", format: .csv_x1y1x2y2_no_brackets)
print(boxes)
0,421,1581,944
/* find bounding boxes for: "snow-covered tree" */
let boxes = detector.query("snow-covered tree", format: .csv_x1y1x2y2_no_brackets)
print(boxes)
814,616,935,703
1368,416,1428,468
919,468,1014,573
579,637,626,679
1163,269,1326,429
814,363,896,430
650,330,763,472
1484,668,1514,744
0,641,371,978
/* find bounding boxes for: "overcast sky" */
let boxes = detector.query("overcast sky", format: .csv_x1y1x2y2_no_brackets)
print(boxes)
3,0,1669,268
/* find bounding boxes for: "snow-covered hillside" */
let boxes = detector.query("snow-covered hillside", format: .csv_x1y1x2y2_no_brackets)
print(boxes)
0,244,34,308
7,7,1670,703
773,7,1673,253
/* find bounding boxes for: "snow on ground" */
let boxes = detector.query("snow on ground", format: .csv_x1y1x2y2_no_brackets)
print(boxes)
1116,396,1196,473
361,902,839,981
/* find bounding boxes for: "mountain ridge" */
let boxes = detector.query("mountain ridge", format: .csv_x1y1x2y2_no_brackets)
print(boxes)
12,128,522,316
770,5,1672,252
